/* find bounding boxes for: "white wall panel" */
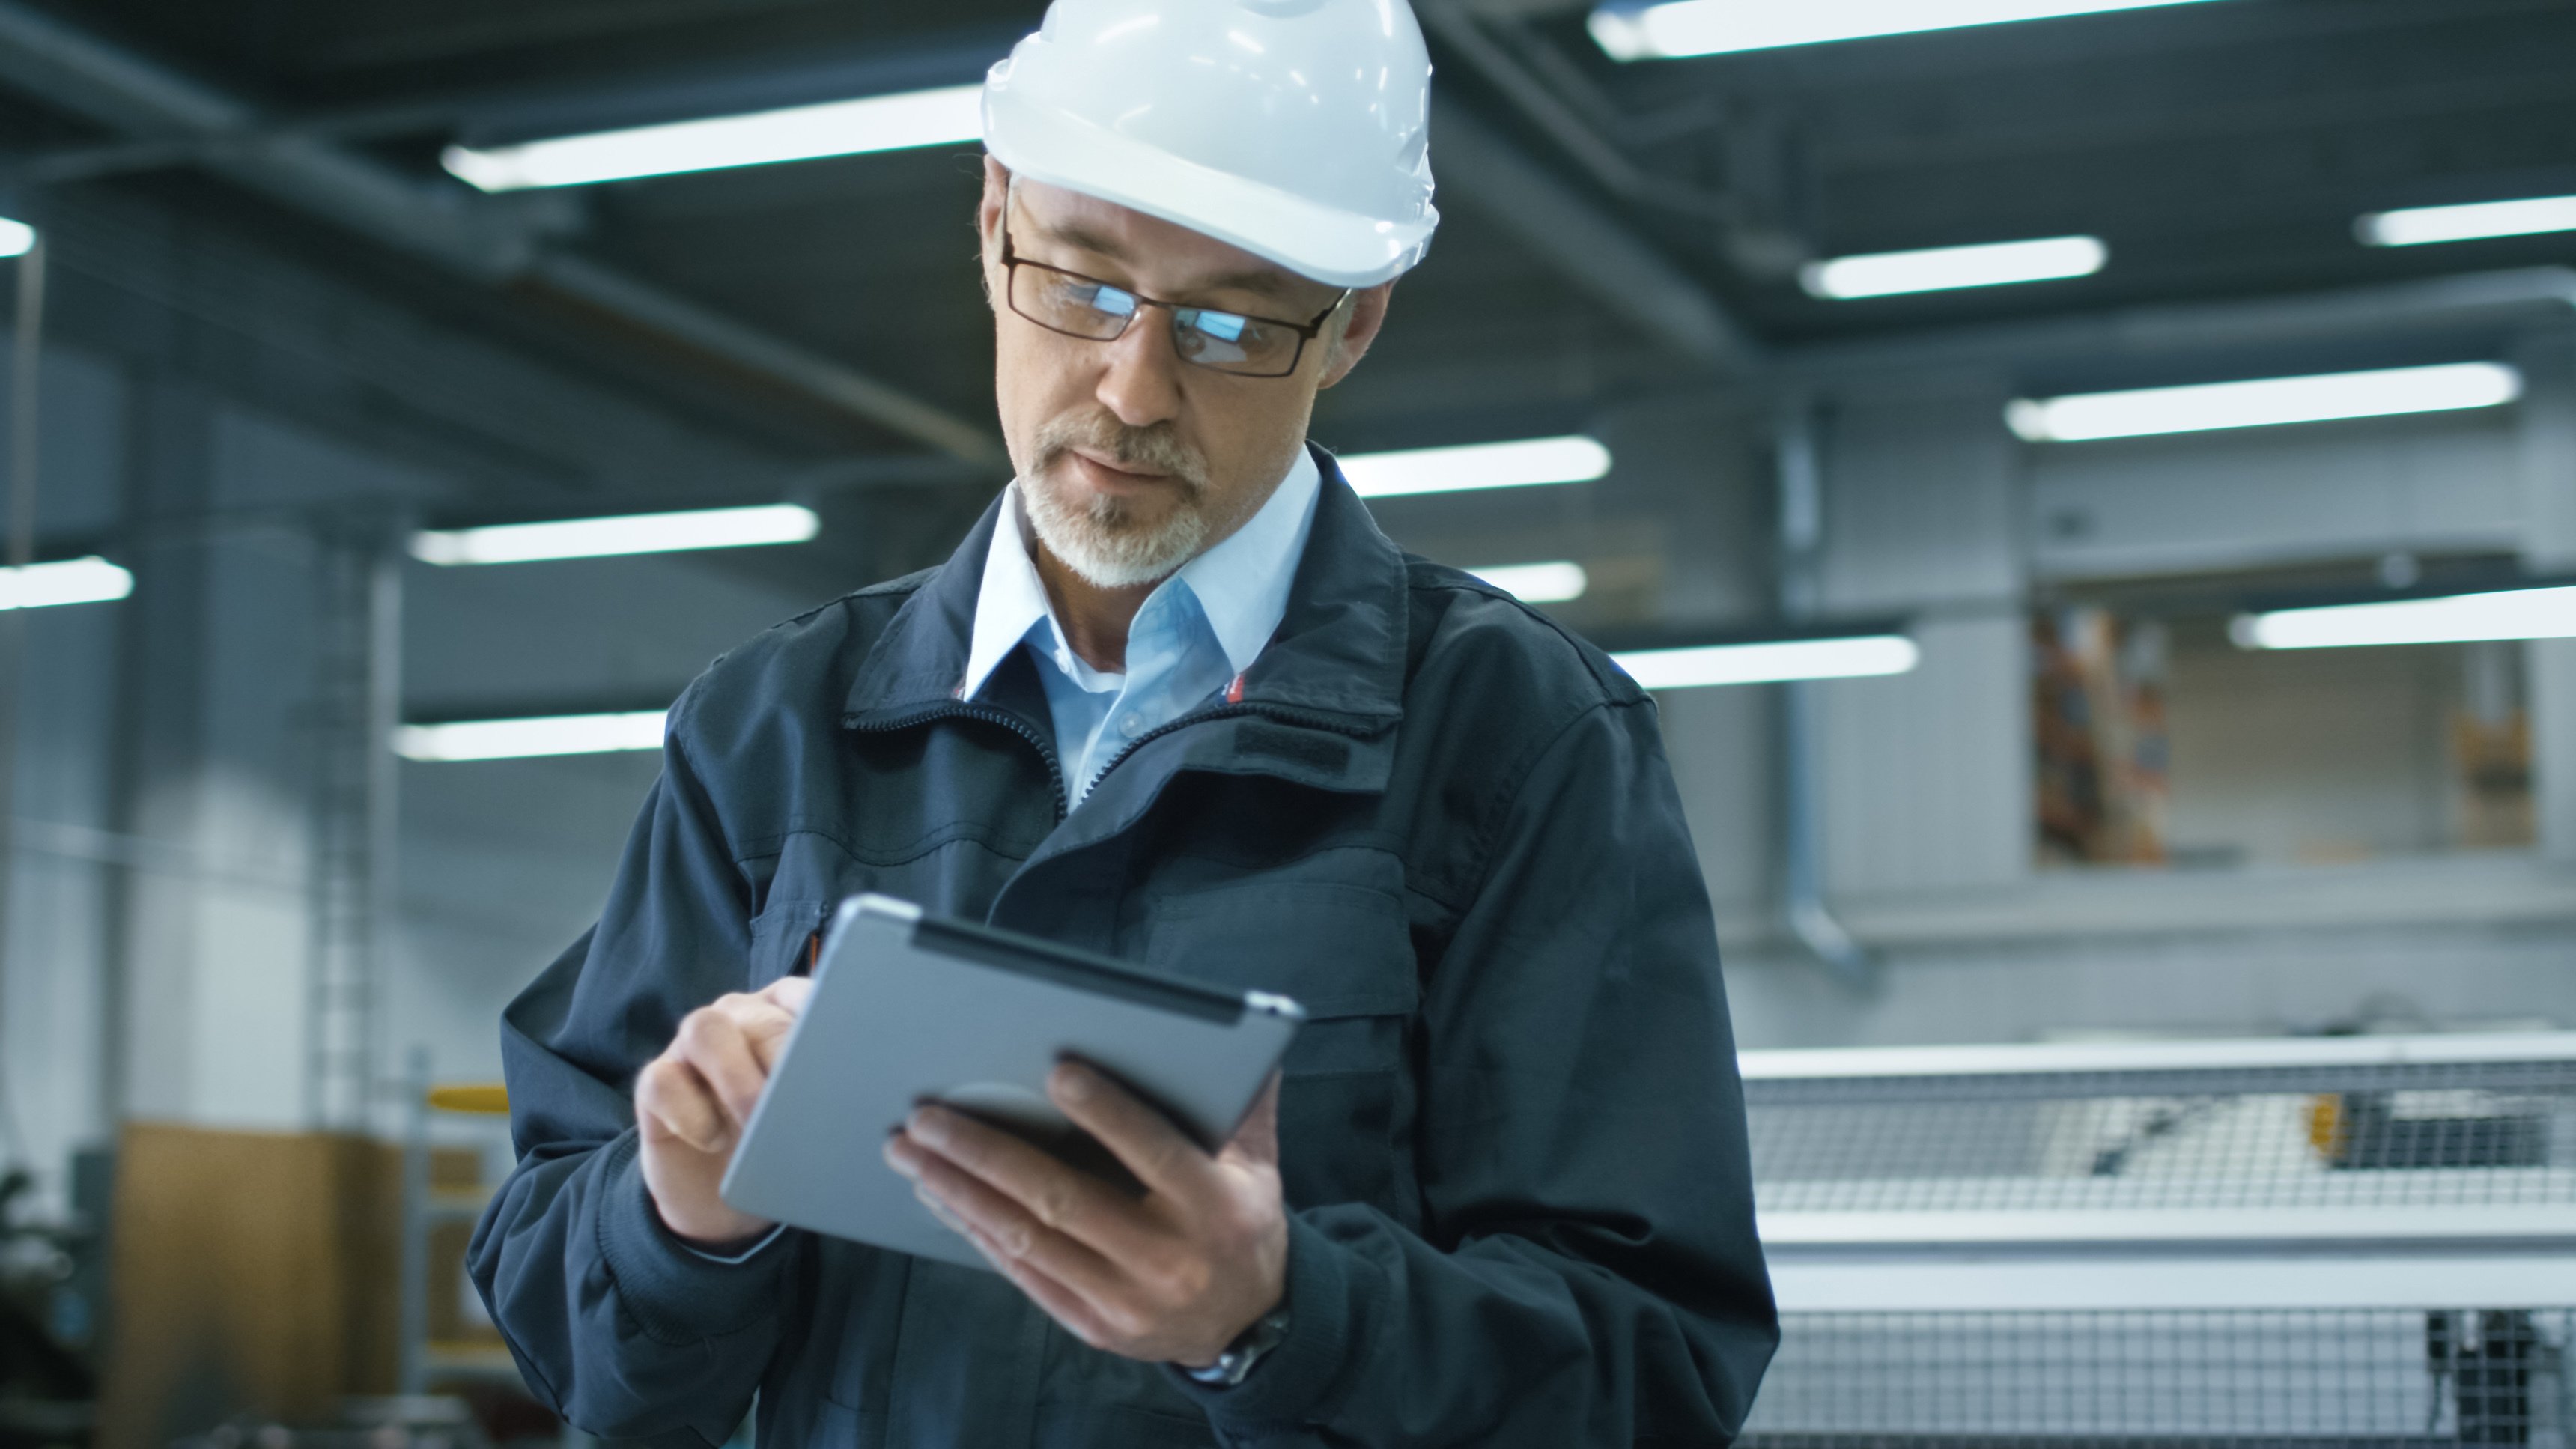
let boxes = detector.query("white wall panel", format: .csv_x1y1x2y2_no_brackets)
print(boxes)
1724,921,2576,1050
1812,392,2029,899
1819,616,2030,897
1823,392,2021,610
1659,684,1775,919
2030,412,2524,580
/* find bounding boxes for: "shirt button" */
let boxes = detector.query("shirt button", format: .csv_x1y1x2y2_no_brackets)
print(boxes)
1120,714,1144,738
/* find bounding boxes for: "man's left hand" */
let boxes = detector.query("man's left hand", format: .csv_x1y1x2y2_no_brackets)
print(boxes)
884,1062,1287,1369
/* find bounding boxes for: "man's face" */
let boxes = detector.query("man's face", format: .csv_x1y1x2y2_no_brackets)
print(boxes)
978,163,1385,590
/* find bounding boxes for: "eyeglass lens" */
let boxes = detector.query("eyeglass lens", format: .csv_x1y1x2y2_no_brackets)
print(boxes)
1011,265,1302,377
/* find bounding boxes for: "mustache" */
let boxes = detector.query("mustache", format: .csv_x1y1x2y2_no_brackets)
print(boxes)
1033,412,1208,490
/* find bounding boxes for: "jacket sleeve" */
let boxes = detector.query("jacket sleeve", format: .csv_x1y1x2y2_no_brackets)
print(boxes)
1177,696,1778,1447
466,704,801,1445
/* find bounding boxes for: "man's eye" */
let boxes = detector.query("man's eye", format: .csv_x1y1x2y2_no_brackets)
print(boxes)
1193,311,1250,344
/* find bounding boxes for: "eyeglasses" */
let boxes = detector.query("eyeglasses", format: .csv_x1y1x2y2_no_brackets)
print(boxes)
1000,215,1349,380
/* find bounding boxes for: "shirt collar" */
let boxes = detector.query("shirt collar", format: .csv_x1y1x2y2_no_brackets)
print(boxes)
960,488,1059,702
959,445,1321,702
1173,443,1319,678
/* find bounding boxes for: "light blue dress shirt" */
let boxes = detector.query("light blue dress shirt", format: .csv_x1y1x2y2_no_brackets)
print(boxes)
962,446,1322,804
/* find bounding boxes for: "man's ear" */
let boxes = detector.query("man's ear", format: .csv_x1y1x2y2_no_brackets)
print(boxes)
1319,282,1395,389
976,157,1011,305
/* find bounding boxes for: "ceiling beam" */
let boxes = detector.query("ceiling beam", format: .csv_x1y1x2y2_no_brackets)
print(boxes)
0,0,1006,469
1432,99,1764,375
1415,0,1767,374
1779,266,2576,380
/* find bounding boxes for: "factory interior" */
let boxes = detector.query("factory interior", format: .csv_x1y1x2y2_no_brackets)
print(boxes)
0,0,2573,1443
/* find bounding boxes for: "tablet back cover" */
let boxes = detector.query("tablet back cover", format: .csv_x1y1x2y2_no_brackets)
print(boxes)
720,896,1299,1270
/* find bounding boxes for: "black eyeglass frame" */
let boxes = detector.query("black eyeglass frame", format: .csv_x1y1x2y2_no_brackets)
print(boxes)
998,214,1351,380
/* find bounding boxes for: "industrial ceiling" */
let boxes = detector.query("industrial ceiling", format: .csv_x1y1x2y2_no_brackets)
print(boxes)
0,0,2570,552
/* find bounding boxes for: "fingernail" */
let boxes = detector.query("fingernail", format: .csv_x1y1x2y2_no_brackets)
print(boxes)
881,1137,918,1177
1053,1062,1093,1101
908,1107,950,1145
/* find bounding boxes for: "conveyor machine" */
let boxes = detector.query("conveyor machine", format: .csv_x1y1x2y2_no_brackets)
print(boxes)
1737,1032,2576,1446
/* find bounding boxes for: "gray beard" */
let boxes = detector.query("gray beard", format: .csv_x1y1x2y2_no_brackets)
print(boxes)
1018,472,1210,589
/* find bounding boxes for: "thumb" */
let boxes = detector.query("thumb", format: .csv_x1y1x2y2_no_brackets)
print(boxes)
1223,1072,1282,1169
743,977,813,1071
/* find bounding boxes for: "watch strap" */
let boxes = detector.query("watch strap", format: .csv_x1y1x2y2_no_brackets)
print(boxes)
1185,1304,1293,1388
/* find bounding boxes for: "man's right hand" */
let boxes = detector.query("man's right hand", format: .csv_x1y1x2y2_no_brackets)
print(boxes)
634,975,814,1249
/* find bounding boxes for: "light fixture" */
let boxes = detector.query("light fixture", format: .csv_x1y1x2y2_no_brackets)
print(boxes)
1801,236,2106,300
1339,437,1611,499
1613,634,1920,690
2357,195,2576,248
2232,586,2576,651
0,556,132,611
1589,0,2227,60
1467,562,1590,604
394,711,669,762
0,218,34,258
2006,363,2523,443
410,504,821,566
443,84,985,192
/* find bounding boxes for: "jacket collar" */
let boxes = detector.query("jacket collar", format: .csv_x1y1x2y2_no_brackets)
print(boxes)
844,443,1409,738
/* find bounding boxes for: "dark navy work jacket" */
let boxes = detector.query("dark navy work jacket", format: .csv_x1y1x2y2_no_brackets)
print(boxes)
468,446,1778,1448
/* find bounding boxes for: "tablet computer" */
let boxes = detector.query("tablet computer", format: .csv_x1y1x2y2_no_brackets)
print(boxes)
720,893,1304,1270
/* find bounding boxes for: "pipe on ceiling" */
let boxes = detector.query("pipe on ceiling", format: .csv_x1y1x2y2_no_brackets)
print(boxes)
1415,0,1766,375
1774,402,1876,992
1781,267,2576,381
0,0,1007,469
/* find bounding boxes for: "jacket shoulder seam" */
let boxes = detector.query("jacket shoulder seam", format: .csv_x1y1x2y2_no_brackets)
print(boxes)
1402,559,1641,703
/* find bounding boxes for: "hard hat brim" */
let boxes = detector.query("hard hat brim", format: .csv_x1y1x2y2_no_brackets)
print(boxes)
985,92,1436,292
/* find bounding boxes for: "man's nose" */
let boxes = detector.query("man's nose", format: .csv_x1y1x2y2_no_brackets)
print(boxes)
1094,310,1185,429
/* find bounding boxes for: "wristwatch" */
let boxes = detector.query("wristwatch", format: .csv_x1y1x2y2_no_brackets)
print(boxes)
1185,1304,1292,1388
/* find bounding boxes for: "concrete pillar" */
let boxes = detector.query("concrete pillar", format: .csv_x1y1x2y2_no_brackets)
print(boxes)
2516,335,2576,866
107,380,316,1131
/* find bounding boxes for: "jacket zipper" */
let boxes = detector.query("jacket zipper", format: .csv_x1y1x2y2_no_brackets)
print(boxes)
1087,699,1376,793
846,702,1070,822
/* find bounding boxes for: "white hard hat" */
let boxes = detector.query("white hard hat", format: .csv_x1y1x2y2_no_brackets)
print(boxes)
982,0,1440,291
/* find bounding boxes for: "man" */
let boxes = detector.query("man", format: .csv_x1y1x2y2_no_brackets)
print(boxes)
469,1,1776,1444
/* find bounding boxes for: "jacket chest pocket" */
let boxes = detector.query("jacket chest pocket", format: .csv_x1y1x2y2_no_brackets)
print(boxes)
1142,879,1418,1213
748,899,830,989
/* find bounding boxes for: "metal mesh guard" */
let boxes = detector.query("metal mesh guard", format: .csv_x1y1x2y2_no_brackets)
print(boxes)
1742,1309,2573,1447
1738,1039,2576,1445
1746,1058,2576,1216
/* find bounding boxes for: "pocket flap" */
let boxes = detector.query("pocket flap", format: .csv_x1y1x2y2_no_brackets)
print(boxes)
1146,882,1419,1020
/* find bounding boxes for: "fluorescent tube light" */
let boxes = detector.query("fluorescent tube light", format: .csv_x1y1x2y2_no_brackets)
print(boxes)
0,218,34,258
1590,0,2226,60
1340,437,1611,499
443,84,985,192
394,711,669,762
0,556,132,610
1801,236,2106,300
1614,634,1920,690
2232,586,2576,651
2358,195,2576,248
1467,562,1590,604
2007,363,2522,443
410,504,820,565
